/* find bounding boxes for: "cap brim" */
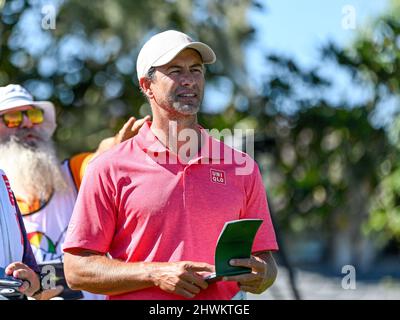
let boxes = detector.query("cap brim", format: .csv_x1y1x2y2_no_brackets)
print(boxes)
152,42,216,67
0,100,53,113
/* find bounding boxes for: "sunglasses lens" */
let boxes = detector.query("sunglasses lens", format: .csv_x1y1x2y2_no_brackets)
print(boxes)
3,111,23,128
27,108,44,124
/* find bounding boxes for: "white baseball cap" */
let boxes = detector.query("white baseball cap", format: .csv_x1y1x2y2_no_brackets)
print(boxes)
0,84,57,137
136,30,216,80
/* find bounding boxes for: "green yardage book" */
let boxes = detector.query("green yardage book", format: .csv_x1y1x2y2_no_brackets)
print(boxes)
205,219,263,282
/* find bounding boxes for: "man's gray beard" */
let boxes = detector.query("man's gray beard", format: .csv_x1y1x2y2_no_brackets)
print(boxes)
170,90,203,115
0,136,68,202
171,102,200,115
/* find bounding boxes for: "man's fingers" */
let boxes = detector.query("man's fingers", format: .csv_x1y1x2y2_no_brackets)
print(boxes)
179,279,201,295
18,281,30,293
186,262,215,273
131,115,151,134
229,257,265,272
12,268,29,280
37,286,64,300
115,120,133,143
118,115,151,142
136,115,151,125
175,287,195,299
222,272,259,283
182,273,208,291
192,275,208,290
5,262,24,275
238,285,257,293
119,117,136,135
5,262,41,297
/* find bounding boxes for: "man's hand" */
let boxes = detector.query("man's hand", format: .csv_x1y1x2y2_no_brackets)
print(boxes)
94,115,151,157
222,252,277,294
33,286,64,300
5,262,40,297
114,115,151,144
152,261,215,299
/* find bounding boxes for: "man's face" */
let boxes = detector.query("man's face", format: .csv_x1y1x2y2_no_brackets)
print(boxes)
149,49,205,116
0,105,66,199
0,105,46,147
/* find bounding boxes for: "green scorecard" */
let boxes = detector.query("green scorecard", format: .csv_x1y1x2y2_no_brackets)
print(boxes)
204,218,263,283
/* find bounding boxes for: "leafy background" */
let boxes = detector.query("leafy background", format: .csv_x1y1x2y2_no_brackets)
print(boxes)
1,0,399,276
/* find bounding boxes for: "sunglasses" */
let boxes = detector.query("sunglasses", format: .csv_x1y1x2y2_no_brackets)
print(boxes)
1,108,44,128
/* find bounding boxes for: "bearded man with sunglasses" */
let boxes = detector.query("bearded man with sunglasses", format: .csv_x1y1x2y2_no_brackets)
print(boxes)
0,84,148,299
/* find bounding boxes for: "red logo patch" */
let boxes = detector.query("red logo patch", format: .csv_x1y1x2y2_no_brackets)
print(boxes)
210,169,226,185
2,174,15,206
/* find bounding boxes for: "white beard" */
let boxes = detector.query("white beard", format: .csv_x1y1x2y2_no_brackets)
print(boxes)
0,135,68,203
171,101,200,115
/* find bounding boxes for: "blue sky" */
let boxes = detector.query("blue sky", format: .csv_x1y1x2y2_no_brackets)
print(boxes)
204,0,392,118
249,0,389,69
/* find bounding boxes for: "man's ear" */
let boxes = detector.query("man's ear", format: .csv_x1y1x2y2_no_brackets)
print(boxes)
139,77,153,99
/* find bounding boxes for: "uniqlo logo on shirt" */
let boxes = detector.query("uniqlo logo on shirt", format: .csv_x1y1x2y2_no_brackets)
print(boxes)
2,174,15,206
210,169,226,185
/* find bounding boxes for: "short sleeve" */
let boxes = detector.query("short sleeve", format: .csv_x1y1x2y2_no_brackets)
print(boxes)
67,152,95,190
241,162,279,252
63,158,117,254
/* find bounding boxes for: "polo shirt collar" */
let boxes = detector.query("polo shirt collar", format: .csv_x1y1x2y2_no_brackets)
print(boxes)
135,121,224,161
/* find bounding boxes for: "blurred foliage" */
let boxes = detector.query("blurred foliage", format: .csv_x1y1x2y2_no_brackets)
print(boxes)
0,0,258,156
257,0,400,254
251,56,395,262
1,0,400,262
338,0,400,245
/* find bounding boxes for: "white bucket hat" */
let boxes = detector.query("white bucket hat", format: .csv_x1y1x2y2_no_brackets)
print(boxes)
0,84,57,137
136,30,216,80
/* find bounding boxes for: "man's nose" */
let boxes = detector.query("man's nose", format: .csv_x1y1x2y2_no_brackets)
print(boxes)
180,71,196,87
20,113,34,129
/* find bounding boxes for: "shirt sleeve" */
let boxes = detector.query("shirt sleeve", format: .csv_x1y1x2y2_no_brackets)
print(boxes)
62,157,117,254
241,161,279,252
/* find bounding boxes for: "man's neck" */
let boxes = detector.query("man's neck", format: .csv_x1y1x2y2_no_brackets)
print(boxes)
150,109,202,159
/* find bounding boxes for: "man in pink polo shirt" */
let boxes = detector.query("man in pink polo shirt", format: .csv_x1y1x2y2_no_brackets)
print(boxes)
63,30,279,300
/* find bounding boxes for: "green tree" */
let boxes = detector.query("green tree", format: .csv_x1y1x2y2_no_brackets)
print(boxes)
1,0,258,158
245,0,400,268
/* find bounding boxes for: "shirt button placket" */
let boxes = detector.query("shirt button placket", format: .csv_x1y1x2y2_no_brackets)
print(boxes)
182,165,190,211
